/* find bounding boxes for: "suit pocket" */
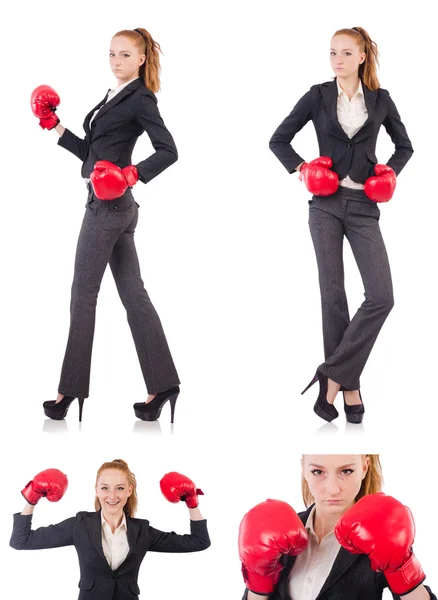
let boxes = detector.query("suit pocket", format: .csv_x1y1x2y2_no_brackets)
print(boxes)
129,582,140,595
78,578,95,590
366,150,378,164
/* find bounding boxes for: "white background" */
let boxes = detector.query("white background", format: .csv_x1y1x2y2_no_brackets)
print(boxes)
2,0,437,598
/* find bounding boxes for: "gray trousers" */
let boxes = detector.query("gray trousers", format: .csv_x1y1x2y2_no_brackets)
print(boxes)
308,186,394,390
58,185,180,398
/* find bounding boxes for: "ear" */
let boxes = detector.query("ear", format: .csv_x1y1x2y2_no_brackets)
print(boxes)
362,455,370,479
359,52,366,65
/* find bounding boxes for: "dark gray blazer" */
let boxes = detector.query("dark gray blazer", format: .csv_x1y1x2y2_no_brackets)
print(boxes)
57,77,178,186
10,510,210,600
269,79,413,183
242,505,435,600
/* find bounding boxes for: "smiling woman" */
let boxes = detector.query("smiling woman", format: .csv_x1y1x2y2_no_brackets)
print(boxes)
238,455,434,600
9,460,210,600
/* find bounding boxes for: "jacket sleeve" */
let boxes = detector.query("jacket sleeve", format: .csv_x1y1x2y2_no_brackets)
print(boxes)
382,91,414,176
147,519,210,553
57,128,89,162
134,91,178,184
269,90,312,174
9,513,75,550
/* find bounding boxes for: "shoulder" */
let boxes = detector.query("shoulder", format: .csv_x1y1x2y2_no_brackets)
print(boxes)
74,510,98,521
127,516,151,527
135,82,158,105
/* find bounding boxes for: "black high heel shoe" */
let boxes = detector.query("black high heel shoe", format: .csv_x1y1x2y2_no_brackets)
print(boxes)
43,396,85,421
301,370,339,422
343,391,364,423
133,386,180,423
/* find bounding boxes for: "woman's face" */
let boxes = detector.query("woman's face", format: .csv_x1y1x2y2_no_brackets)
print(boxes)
302,455,369,516
109,36,145,84
330,35,366,80
96,469,133,517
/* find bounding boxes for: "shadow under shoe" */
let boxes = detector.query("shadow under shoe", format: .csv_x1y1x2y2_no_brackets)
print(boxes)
133,386,180,423
302,369,339,423
43,396,85,422
343,391,365,424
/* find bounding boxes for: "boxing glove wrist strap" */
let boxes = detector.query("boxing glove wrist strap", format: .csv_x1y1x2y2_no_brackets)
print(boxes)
21,484,41,505
385,553,426,595
242,565,281,595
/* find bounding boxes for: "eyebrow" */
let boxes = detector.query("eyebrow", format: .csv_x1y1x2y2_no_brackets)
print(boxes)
330,48,354,51
99,483,126,486
308,463,356,468
109,50,132,53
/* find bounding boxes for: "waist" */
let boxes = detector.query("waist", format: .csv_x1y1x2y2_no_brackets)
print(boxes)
330,186,369,202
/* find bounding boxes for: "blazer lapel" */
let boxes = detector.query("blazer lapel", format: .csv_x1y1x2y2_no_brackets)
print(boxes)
83,91,110,135
125,516,140,559
86,511,108,563
315,547,360,599
321,80,348,140
352,82,377,139
91,77,143,124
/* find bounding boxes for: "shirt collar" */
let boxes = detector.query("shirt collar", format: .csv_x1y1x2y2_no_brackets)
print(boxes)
101,511,127,532
110,76,140,95
336,79,364,99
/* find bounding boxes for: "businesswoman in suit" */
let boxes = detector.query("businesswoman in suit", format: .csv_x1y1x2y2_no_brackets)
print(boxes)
31,28,180,422
239,455,434,600
269,27,413,423
10,459,210,600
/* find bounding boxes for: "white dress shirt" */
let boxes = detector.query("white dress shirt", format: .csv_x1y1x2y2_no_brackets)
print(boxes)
336,79,368,190
101,512,130,570
288,506,341,600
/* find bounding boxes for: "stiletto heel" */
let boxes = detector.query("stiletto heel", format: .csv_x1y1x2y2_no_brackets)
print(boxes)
133,386,180,422
301,372,319,395
302,369,339,422
78,398,85,422
43,395,85,421
343,391,364,424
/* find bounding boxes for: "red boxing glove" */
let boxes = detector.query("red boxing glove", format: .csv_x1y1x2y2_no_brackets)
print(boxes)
238,499,309,594
299,156,339,196
21,468,68,505
90,160,139,200
335,493,426,595
364,164,396,202
30,85,61,130
160,472,204,508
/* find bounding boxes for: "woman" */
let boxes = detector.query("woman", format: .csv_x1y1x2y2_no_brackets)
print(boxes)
239,455,434,600
31,28,180,422
269,27,413,423
10,460,210,600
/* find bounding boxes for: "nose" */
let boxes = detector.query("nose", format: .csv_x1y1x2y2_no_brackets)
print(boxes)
325,475,341,496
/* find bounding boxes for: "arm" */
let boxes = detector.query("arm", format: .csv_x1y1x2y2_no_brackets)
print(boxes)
148,517,210,553
394,585,435,600
269,90,312,174
382,92,414,176
10,507,75,550
134,91,178,184
56,125,89,162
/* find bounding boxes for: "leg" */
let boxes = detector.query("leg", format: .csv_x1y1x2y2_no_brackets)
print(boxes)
308,205,350,361
58,209,124,397
109,208,180,394
320,201,393,389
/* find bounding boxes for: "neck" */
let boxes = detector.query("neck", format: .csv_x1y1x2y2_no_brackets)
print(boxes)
312,506,341,542
102,510,124,533
337,74,360,99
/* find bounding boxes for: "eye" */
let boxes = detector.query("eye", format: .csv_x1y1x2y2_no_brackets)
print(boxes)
101,486,108,490
330,51,336,56
341,469,355,475
109,53,114,57
117,487,125,491
311,469,323,476
123,53,130,58
345,52,352,56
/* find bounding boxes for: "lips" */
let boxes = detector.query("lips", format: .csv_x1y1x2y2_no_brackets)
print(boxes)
106,500,120,506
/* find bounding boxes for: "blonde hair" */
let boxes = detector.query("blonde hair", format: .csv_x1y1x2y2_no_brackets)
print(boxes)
333,27,380,90
113,28,162,93
301,454,383,507
95,459,138,517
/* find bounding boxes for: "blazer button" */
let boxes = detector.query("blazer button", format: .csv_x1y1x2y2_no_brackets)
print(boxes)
114,205,118,210
347,142,353,147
